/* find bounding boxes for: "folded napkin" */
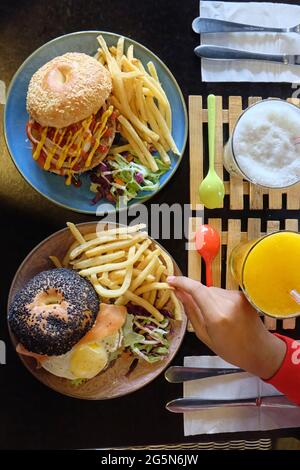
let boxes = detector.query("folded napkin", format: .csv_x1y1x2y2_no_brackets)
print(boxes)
199,1,300,82
184,356,300,436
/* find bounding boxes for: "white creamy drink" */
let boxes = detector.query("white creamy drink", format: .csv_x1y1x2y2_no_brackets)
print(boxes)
224,99,300,188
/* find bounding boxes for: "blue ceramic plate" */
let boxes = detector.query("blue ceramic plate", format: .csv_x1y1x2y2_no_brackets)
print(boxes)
4,31,187,214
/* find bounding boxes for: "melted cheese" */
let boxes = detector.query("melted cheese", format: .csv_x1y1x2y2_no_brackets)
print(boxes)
31,106,113,178
65,171,73,186
44,128,66,170
70,116,93,170
56,128,82,169
33,127,48,160
84,106,113,168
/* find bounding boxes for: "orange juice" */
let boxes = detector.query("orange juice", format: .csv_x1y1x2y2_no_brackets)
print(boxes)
230,231,300,318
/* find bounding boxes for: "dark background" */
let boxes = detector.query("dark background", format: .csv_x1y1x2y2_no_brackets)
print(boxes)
0,0,300,450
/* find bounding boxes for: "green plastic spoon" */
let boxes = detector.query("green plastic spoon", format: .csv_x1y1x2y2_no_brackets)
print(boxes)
199,94,225,209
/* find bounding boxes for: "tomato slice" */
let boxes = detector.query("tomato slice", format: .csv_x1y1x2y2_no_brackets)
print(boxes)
36,151,46,168
26,122,32,140
32,121,42,133
97,144,108,154
103,128,113,138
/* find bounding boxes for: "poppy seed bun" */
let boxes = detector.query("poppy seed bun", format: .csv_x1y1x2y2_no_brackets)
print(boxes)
26,52,112,128
8,268,99,356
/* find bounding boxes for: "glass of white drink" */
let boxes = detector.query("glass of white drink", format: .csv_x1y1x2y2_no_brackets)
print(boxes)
224,99,300,188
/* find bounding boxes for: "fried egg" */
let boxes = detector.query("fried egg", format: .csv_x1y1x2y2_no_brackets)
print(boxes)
41,331,122,380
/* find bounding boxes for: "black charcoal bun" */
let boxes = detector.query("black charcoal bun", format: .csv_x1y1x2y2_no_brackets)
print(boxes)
8,268,99,356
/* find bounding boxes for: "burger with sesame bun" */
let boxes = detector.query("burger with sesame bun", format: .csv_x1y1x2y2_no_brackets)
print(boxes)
26,52,117,186
8,268,127,381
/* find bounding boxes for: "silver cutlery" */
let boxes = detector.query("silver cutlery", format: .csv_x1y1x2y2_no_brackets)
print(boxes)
192,17,300,34
166,396,294,413
194,45,300,65
165,366,243,383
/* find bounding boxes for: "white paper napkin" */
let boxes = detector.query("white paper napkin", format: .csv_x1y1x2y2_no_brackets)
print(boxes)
184,356,300,436
199,1,300,82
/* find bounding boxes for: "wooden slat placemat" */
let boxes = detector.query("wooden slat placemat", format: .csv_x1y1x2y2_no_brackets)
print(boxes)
189,95,300,210
188,94,300,334
189,96,203,210
104,438,272,450
188,217,299,332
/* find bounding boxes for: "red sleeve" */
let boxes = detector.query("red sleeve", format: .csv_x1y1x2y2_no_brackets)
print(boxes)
264,333,300,405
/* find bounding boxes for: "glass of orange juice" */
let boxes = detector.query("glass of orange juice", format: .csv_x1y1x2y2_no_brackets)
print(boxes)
230,231,300,319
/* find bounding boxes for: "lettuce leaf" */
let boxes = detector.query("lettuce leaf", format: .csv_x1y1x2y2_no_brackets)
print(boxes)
123,314,144,348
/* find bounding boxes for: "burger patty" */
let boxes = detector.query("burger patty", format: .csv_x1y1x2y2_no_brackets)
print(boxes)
8,268,99,356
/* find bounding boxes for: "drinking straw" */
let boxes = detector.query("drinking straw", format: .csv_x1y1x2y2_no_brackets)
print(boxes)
290,289,300,304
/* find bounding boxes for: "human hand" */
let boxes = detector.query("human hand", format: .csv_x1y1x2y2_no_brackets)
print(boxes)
167,276,286,380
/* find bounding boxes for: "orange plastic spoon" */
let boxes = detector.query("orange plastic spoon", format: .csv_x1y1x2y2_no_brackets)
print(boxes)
195,224,221,287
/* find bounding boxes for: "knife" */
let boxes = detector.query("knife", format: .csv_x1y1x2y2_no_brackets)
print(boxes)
192,17,300,34
194,45,300,65
166,396,293,413
164,366,243,383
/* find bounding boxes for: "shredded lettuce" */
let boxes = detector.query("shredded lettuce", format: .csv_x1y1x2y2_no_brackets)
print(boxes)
91,153,170,206
109,349,122,362
123,314,144,348
70,378,87,386
122,313,170,363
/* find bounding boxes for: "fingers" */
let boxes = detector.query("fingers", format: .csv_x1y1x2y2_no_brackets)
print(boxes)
167,276,201,289
174,289,201,325
167,276,205,296
173,289,212,348
167,276,210,315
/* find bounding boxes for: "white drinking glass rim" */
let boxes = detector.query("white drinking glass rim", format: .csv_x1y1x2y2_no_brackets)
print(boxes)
230,98,300,190
241,229,300,320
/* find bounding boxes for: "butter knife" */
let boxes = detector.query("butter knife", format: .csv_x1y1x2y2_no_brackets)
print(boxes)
194,45,300,65
165,366,243,383
166,396,294,413
192,17,300,34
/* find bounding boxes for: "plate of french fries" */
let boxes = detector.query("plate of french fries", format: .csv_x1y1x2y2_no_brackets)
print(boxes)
8,222,187,399
5,31,187,214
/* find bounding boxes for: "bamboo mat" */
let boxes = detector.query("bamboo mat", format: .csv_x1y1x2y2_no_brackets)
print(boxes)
189,96,300,211
103,437,272,450
188,95,300,332
188,217,299,332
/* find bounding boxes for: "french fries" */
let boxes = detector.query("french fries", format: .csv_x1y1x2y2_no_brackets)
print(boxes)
71,250,126,270
92,246,136,298
66,222,85,244
69,223,146,260
49,256,62,268
96,35,180,172
55,223,182,322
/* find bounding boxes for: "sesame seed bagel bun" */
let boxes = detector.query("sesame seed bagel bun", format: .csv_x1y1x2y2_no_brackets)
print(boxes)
8,268,99,356
26,52,112,128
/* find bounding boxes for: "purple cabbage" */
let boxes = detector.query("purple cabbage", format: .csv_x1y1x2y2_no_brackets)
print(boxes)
126,302,150,317
126,302,173,320
160,309,174,319
99,161,110,172
135,172,144,184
